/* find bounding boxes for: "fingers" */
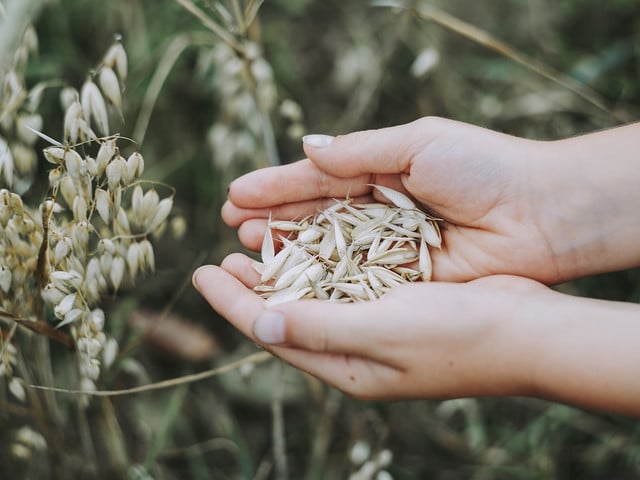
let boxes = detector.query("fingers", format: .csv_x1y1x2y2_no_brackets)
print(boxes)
252,298,396,364
227,158,371,210
223,118,449,229
193,257,403,398
192,264,264,339
222,193,373,229
227,118,445,211
268,348,402,400
302,119,435,177
193,255,388,359
219,252,261,288
199,255,395,359
237,218,269,252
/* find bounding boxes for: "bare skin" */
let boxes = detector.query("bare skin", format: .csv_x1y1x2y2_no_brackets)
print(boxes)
195,117,640,417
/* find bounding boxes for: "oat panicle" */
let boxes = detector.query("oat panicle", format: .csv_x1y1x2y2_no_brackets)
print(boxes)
0,37,182,402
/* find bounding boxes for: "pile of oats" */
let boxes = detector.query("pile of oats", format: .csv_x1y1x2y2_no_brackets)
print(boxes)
254,185,441,306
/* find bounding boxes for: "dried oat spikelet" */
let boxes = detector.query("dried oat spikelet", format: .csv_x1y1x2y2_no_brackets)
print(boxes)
254,185,441,306
0,337,18,377
0,188,43,324
11,426,47,461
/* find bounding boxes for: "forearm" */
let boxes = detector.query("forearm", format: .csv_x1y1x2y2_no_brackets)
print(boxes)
517,291,640,416
534,123,640,279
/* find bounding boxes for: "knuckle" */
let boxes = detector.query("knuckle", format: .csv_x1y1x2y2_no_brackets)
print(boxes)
413,115,446,130
314,168,334,197
306,321,331,352
219,252,245,270
284,316,331,352
338,129,377,150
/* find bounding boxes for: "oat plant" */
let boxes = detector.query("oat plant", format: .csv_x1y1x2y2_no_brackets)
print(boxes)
1,18,175,468
177,0,285,173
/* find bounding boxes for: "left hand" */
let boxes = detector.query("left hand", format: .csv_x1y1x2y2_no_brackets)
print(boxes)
193,253,550,400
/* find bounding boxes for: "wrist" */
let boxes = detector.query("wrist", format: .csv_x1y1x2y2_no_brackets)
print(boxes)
516,290,640,416
486,286,550,398
530,126,640,280
454,279,552,399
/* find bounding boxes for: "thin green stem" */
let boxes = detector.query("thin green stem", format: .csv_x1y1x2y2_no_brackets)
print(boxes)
133,32,216,146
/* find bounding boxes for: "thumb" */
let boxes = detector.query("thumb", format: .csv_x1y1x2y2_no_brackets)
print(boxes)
302,118,434,177
252,300,382,357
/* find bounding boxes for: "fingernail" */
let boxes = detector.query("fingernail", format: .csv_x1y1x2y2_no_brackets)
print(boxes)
253,310,285,344
192,265,213,290
302,134,334,148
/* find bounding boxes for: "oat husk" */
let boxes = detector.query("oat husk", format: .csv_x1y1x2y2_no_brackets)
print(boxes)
254,185,442,306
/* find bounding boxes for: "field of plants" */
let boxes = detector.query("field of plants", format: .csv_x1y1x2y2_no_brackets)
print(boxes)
1,0,640,478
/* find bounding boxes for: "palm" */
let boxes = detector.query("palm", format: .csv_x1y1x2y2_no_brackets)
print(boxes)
399,147,557,282
223,117,561,283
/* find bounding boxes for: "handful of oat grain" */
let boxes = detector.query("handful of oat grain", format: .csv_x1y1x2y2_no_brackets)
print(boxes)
253,185,441,306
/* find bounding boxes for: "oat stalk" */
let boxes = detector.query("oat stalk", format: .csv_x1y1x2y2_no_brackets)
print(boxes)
27,350,273,396
175,0,245,53
271,360,289,480
133,32,215,145
180,0,280,167
373,0,625,122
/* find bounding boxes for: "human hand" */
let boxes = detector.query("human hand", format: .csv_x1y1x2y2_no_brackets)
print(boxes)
193,255,640,416
194,253,547,399
223,117,568,283
205,118,640,416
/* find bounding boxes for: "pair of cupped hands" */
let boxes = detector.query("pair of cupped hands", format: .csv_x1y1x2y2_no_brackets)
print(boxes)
193,117,640,416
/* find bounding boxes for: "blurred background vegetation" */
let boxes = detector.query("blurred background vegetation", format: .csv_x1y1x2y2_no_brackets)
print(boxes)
2,0,640,478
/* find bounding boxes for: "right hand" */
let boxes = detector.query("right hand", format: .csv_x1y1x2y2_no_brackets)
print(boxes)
223,116,567,283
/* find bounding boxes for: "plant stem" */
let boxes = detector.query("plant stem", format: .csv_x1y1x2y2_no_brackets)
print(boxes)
242,55,280,167
271,361,288,480
305,389,342,480
231,0,245,34
174,0,244,54
258,107,280,167
133,32,215,146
